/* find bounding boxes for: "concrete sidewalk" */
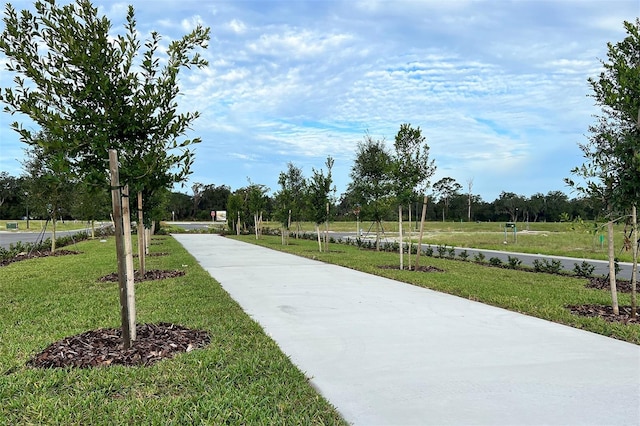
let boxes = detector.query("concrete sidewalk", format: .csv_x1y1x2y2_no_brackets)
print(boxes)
174,234,640,426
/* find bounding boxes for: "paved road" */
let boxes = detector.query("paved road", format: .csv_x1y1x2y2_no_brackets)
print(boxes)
0,225,110,249
331,231,636,281
174,234,640,426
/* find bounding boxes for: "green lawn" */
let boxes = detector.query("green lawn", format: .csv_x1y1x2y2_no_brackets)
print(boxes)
0,236,346,425
232,234,640,345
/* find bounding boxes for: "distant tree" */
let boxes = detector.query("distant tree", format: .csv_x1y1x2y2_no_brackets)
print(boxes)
0,171,16,209
194,184,231,220
433,177,462,222
167,192,192,220
494,192,525,222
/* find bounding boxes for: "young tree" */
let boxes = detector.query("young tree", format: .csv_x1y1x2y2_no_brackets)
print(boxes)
392,124,436,269
346,134,394,250
274,163,307,242
0,0,209,348
307,157,335,252
21,135,75,251
567,19,640,316
247,181,270,239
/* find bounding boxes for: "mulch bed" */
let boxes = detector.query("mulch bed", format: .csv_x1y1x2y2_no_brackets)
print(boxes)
378,264,444,273
585,277,634,293
566,304,639,324
98,269,185,283
0,249,80,267
26,323,210,369
133,252,169,257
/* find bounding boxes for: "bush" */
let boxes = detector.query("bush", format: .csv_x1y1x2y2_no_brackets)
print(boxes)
458,250,469,261
573,261,595,278
436,244,447,258
425,246,434,257
473,252,486,263
533,259,563,274
447,247,456,259
489,257,503,267
507,256,522,269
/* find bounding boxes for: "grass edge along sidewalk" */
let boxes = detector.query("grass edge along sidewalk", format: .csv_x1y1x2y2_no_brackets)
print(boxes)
231,234,640,345
0,236,347,425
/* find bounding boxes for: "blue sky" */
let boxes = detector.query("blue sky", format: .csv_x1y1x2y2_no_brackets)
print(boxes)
0,0,638,201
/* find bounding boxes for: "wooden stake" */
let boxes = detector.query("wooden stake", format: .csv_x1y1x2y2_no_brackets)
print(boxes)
137,191,146,277
415,195,428,270
121,185,136,341
399,205,403,270
109,150,133,349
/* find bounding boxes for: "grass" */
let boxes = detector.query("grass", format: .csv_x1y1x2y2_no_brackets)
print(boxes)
231,234,640,345
0,236,346,425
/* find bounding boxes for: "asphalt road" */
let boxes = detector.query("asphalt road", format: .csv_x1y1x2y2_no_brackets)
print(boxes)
0,226,109,249
331,231,636,281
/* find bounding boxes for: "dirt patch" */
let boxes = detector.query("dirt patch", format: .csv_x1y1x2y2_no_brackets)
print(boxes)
0,250,80,267
586,277,633,293
379,264,444,273
26,323,210,369
98,269,185,283
567,304,639,324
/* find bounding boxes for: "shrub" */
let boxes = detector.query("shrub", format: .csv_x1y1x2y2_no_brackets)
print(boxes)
425,246,434,257
473,252,485,263
447,247,456,259
533,259,563,274
458,250,469,261
489,257,503,267
573,261,595,278
436,244,447,258
507,256,522,269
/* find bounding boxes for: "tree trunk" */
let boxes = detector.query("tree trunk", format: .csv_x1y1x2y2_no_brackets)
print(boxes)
607,218,619,315
109,150,133,349
254,213,259,239
415,196,428,270
236,211,240,236
137,192,146,277
632,204,638,317
376,220,381,251
316,224,322,252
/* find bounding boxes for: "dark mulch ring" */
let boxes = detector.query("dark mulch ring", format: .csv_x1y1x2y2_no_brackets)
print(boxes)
97,269,185,283
132,252,169,257
0,249,80,267
566,304,639,324
586,277,634,293
26,323,211,369
378,264,444,273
